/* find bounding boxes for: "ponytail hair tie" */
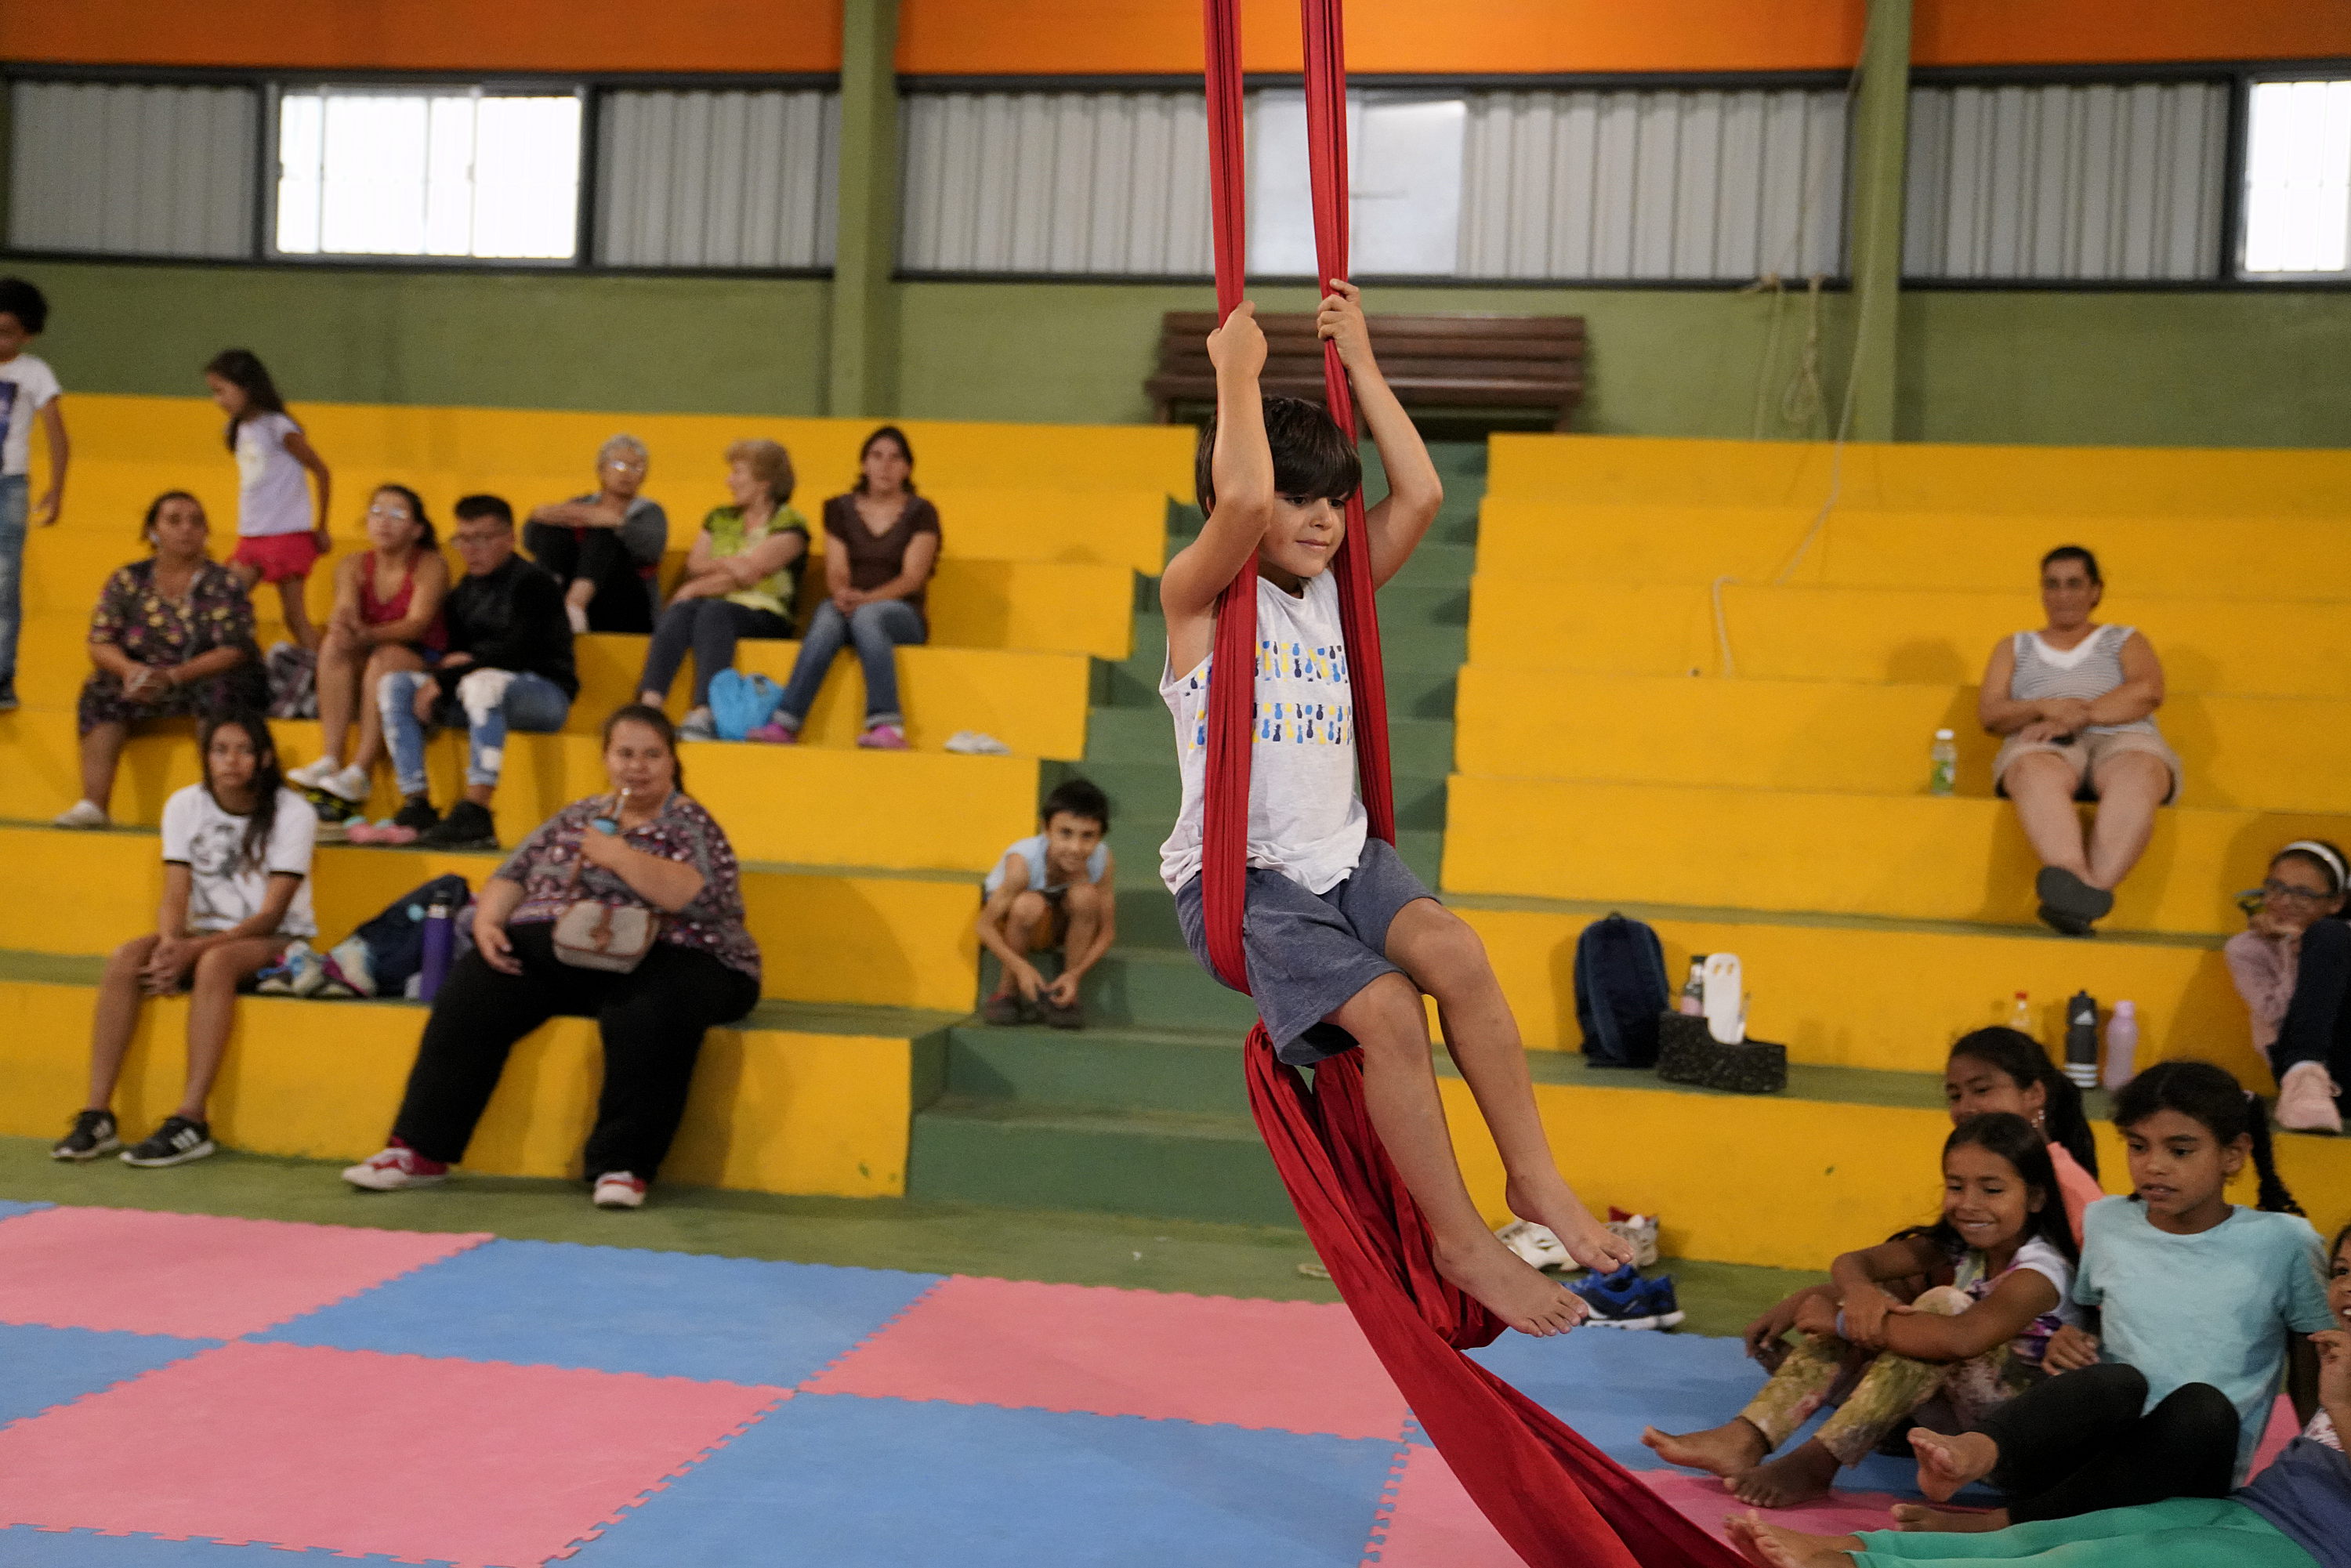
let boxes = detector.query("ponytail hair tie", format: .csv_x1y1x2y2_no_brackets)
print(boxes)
2280,839,2348,895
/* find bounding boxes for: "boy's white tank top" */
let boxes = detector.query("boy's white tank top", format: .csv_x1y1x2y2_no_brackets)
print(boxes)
1158,570,1367,896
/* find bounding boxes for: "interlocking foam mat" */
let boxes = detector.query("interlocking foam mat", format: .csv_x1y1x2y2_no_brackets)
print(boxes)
0,1204,2012,1566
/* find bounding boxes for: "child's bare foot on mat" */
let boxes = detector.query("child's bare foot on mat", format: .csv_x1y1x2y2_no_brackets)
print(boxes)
1909,1426,1998,1503
1730,1439,1841,1508
1891,1502,2009,1534
1433,1233,1588,1336
1725,1512,1861,1567
1505,1175,1637,1272
1642,1418,1767,1478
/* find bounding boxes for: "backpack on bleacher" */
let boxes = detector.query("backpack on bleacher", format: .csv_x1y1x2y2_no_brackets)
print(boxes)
1573,913,1669,1069
707,668,782,741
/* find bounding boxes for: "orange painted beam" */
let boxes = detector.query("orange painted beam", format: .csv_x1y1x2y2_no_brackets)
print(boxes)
1916,0,2351,67
0,0,842,74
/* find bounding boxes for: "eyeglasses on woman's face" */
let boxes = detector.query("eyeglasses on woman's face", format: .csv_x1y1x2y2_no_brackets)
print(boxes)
2261,879,2335,905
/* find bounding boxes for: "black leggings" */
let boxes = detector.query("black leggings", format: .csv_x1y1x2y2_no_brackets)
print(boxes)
523,521,654,633
637,596,793,708
389,923,759,1180
2273,916,2351,1109
1980,1363,2238,1523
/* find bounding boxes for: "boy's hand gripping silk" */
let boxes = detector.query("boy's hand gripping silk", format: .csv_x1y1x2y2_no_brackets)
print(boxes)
1198,2,1741,1563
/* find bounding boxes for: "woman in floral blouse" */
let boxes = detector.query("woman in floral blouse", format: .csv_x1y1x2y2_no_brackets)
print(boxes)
342,703,760,1210
55,492,267,829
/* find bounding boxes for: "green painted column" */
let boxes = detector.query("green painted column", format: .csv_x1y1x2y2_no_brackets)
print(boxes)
829,0,900,417
1843,0,1911,441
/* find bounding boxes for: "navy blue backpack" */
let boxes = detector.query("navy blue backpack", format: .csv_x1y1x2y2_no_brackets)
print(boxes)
1573,913,1670,1068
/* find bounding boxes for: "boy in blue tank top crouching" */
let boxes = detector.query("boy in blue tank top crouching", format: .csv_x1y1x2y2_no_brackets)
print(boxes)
976,777,1115,1030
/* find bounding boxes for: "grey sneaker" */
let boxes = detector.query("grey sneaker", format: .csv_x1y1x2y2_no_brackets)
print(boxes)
120,1115,216,1168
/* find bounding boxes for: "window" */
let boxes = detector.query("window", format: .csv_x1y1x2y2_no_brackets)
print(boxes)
1248,92,1468,277
272,85,583,260
2242,78,2351,277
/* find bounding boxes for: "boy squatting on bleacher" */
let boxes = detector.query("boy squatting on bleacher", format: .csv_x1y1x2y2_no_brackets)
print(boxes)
1155,282,1634,1338
976,777,1115,1030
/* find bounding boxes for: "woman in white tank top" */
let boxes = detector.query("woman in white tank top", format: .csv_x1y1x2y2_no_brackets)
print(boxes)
1980,546,2179,936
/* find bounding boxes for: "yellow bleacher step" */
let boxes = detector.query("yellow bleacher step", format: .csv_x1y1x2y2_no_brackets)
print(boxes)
1475,501,2351,600
10,614,1088,758
1455,668,2351,816
1486,433,2351,514
0,965,940,1198
45,396,1197,495
1443,774,2350,938
1456,895,2259,1083
3,708,1038,873
1468,579,2351,698
0,824,981,1012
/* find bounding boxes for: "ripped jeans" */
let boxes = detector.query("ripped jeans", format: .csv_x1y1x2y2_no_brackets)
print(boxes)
379,667,571,798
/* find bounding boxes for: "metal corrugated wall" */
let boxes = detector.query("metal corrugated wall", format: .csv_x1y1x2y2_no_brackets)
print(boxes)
7,81,257,258
1904,81,2230,281
596,89,839,268
899,91,1213,274
1459,89,1849,280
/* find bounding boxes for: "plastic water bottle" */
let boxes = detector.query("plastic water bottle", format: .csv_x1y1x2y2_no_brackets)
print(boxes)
1929,729,1958,796
2063,990,2099,1088
2008,990,2032,1034
2103,1001,2139,1091
1677,958,1707,1016
419,898,454,1003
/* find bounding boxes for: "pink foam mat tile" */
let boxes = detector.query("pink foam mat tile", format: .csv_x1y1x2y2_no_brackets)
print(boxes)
0,1340,787,1568
0,1206,492,1339
800,1273,1412,1440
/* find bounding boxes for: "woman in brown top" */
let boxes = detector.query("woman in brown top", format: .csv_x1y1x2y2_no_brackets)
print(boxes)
763,425,939,750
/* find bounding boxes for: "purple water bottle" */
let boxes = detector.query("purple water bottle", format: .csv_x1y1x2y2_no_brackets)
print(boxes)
419,897,454,1002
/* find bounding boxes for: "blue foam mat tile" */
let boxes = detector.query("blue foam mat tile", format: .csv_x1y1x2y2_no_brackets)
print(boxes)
252,1237,942,1386
0,1199,56,1223
0,1324,220,1429
563,1392,1400,1568
0,1529,456,1566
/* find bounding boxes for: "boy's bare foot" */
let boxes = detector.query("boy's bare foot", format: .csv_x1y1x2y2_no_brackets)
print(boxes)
1505,1175,1639,1273
1890,1502,2009,1533
1730,1439,1841,1508
1909,1426,1999,1503
1432,1233,1588,1337
1641,1418,1768,1478
1725,1512,1862,1566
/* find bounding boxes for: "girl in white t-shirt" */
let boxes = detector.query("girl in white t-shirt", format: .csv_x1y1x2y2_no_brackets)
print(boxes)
50,713,318,1169
1645,1112,2082,1508
205,349,332,650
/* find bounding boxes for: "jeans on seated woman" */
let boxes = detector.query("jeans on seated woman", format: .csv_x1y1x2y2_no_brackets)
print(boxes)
770,597,925,737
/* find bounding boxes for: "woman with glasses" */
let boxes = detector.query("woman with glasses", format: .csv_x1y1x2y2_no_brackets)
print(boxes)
524,433,669,635
2226,838,2351,1134
1980,545,2179,937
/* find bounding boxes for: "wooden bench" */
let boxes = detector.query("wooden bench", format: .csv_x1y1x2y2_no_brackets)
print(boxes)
1146,311,1585,430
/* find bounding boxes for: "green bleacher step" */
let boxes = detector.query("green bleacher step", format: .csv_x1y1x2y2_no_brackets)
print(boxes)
1083,947,1265,1032
907,1095,1293,1226
944,1023,1253,1118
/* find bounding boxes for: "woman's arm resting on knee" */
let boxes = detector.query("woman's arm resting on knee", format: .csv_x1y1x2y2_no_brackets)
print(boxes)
854,531,937,609
2086,633,2164,728
1160,304,1273,673
1319,282,1441,590
472,878,526,973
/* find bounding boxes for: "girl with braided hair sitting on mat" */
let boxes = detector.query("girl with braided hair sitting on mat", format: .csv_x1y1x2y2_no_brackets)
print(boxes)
1158,287,1634,1338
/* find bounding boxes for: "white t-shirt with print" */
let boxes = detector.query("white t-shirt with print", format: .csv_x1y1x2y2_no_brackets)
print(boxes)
0,353,62,477
233,411,313,537
161,784,319,937
1159,570,1367,896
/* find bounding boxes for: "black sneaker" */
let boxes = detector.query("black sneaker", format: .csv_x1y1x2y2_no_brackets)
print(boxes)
418,798,497,850
120,1115,216,1168
391,794,441,834
53,1110,120,1161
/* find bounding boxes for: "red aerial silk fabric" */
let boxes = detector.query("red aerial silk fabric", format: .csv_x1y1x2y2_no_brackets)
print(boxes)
1195,2,1746,1563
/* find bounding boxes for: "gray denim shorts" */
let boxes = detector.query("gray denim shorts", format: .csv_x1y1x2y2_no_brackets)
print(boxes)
1175,836,1436,1066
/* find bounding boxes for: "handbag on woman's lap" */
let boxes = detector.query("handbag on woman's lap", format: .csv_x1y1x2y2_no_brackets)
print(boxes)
549,797,661,972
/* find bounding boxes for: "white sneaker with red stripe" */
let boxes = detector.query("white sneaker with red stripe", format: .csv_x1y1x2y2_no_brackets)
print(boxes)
342,1144,449,1190
592,1172,648,1209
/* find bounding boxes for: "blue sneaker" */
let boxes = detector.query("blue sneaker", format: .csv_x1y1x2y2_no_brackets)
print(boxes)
1641,1272,1686,1330
1571,1264,1681,1330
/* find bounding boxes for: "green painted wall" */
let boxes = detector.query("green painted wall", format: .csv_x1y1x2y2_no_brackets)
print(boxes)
15,258,2351,449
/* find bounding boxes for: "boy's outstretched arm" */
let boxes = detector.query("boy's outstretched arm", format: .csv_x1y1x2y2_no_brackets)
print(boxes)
1318,281,1440,588
1160,304,1272,675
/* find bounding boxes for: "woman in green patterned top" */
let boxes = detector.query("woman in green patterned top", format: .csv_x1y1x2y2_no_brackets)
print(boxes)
634,439,810,739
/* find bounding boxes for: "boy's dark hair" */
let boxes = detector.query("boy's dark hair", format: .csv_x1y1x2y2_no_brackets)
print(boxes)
855,425,917,495
198,712,284,874
2040,545,2102,585
0,277,50,335
371,483,438,549
1920,1111,2080,1266
603,702,684,791
204,349,289,451
1948,1027,2099,1179
1041,777,1110,831
140,490,207,546
453,494,515,529
2114,1059,2302,1215
1192,394,1361,520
